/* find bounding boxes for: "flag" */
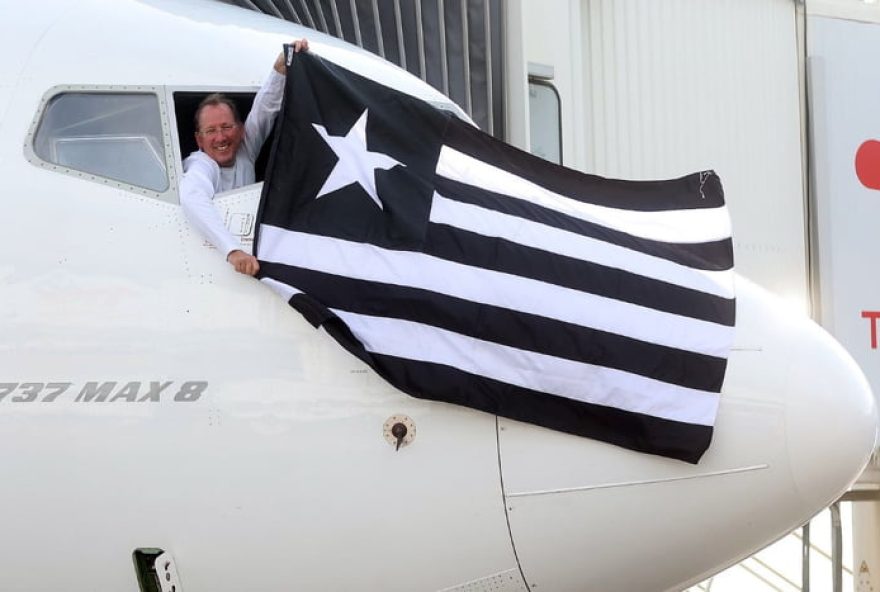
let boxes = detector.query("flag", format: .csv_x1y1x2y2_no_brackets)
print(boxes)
255,50,735,463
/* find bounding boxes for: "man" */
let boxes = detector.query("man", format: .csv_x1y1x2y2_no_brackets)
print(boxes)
180,38,309,276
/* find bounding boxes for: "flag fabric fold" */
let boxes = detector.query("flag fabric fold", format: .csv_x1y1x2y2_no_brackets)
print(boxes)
255,51,735,463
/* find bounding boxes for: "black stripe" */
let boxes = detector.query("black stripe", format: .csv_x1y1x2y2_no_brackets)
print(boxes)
443,117,726,212
313,328,713,463
425,223,735,326
383,356,713,464
378,355,714,464
260,262,728,392
434,176,734,272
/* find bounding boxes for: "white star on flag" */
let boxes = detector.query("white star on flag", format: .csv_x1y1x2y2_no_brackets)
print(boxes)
312,109,404,210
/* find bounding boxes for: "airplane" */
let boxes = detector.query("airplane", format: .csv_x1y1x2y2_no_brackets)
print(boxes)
0,0,876,591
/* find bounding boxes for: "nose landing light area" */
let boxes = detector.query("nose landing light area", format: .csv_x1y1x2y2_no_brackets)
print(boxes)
498,278,878,592
784,322,877,516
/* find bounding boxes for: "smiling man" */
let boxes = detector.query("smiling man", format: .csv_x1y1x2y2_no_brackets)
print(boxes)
180,39,309,276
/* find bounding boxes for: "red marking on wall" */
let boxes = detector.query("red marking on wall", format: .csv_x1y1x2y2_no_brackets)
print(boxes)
856,140,880,190
862,311,880,349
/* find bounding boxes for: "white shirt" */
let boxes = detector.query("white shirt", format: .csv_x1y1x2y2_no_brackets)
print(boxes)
180,70,285,258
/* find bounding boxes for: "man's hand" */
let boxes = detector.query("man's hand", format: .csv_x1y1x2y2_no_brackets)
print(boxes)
227,250,260,276
274,38,310,74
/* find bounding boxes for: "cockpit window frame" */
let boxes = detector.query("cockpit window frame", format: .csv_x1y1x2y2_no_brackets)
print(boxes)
24,85,179,204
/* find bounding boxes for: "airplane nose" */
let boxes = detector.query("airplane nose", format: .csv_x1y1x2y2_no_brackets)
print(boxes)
782,300,878,509
497,277,878,592
731,278,878,511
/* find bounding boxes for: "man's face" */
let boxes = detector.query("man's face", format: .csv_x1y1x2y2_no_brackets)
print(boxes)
195,104,244,167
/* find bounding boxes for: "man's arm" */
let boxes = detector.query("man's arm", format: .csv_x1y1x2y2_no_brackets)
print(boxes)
242,39,309,162
241,71,284,163
180,153,258,274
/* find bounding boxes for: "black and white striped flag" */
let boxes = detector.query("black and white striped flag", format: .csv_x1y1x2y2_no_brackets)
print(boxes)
255,52,735,463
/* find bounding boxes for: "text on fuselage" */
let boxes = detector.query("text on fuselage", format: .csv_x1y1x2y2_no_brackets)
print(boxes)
0,381,207,403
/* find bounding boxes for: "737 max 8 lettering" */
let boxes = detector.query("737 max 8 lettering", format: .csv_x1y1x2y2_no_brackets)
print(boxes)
0,381,207,403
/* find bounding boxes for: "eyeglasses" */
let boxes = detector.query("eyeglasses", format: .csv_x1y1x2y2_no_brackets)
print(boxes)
197,123,238,137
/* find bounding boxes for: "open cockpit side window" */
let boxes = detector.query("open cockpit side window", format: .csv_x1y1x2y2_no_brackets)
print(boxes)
173,91,274,186
30,91,172,195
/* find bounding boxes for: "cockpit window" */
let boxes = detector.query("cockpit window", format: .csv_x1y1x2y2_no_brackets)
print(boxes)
34,93,168,192
173,91,268,184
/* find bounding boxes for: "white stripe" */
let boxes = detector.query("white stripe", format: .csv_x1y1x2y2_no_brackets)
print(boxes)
258,226,735,357
332,309,720,426
260,277,302,300
429,194,735,299
436,146,731,244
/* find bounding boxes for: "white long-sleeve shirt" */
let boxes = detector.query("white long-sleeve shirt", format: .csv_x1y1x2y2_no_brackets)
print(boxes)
180,70,285,258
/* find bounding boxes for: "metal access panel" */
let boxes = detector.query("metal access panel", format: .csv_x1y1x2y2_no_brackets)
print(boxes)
217,0,505,137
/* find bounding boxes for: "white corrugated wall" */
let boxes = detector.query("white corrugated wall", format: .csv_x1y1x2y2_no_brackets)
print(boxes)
519,0,808,305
